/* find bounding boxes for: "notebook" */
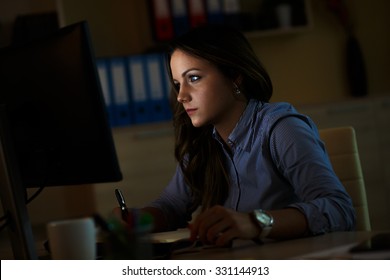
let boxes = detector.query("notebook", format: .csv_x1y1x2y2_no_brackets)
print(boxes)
150,228,191,243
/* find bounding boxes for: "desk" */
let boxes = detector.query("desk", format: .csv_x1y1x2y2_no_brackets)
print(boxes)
1,230,388,260
172,231,388,260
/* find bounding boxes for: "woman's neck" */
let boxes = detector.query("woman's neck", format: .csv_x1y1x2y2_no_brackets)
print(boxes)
214,99,247,143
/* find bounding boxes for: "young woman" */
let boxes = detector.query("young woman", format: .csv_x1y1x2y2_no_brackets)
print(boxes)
129,24,355,247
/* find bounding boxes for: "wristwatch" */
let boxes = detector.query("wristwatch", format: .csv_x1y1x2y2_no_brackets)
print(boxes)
251,209,274,239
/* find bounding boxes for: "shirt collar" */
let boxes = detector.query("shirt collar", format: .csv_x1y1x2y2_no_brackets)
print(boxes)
212,99,262,153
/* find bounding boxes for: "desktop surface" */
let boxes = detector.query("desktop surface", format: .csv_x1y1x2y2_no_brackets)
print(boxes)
1,228,388,260
172,231,382,260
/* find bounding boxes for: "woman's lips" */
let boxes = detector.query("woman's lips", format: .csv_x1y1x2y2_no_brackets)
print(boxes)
186,108,197,115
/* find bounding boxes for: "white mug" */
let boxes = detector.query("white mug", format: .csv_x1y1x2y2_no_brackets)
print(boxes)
47,217,96,260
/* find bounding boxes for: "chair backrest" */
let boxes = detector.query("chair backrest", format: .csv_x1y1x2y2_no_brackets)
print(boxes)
319,126,371,231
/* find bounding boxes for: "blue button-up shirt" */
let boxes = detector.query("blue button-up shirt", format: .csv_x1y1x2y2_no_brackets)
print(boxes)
148,100,356,235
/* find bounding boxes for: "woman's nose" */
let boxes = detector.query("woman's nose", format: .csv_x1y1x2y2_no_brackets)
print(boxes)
177,86,190,103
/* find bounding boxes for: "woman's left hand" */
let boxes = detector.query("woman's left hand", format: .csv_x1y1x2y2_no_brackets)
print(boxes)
189,205,260,247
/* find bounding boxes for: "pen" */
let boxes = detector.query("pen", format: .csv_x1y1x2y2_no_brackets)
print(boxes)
115,188,129,222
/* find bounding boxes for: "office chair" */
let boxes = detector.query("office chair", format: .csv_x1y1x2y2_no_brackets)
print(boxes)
319,126,371,231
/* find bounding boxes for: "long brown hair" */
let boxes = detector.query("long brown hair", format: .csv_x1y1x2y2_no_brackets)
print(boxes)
166,24,273,212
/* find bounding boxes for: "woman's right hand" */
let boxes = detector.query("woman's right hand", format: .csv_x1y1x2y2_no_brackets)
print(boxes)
189,205,260,247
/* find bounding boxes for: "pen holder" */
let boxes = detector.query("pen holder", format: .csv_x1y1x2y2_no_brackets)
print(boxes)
101,214,153,260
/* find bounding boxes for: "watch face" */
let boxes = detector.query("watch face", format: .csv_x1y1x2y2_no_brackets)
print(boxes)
254,210,273,227
253,210,273,238
258,213,272,225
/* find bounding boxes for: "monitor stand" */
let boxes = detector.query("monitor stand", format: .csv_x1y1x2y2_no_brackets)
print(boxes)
0,106,37,259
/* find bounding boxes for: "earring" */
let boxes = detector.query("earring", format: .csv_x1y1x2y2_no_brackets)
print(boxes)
234,84,241,95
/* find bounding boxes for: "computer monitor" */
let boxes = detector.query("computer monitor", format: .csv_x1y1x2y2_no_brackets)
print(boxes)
0,21,123,259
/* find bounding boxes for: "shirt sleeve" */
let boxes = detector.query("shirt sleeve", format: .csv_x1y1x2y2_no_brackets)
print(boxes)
147,165,193,230
268,116,356,235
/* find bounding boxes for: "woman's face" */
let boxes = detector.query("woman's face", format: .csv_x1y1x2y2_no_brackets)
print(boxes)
170,49,245,131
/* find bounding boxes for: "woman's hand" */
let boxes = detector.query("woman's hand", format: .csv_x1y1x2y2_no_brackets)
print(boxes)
189,205,260,247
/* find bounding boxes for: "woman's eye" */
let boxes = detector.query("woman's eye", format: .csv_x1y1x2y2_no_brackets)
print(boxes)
189,75,200,83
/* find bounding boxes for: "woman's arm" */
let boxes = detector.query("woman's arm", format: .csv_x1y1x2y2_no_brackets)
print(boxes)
269,116,356,234
190,205,308,246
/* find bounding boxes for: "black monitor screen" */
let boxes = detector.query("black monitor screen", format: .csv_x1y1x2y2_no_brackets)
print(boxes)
0,21,122,187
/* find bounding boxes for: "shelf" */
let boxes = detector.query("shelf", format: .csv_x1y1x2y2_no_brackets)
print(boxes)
245,25,311,38
240,0,312,37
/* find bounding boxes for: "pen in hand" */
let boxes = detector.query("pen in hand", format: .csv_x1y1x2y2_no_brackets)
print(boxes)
115,188,129,223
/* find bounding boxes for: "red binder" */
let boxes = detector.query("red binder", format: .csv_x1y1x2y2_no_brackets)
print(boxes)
150,0,174,41
187,0,207,28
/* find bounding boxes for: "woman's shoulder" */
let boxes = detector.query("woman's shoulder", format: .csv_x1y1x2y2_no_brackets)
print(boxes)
258,101,296,113
253,101,315,135
256,101,301,123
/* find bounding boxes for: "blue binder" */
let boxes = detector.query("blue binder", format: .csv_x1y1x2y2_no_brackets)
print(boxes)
206,0,224,24
145,53,171,122
109,57,133,126
170,0,189,36
160,54,173,120
126,55,151,124
222,0,241,29
96,58,117,127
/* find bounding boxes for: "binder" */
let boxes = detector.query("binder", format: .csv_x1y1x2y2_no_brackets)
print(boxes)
96,58,116,127
170,0,189,36
187,0,207,28
160,54,173,120
145,53,171,122
150,0,174,41
109,57,132,126
206,0,224,24
126,55,151,124
222,0,241,29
